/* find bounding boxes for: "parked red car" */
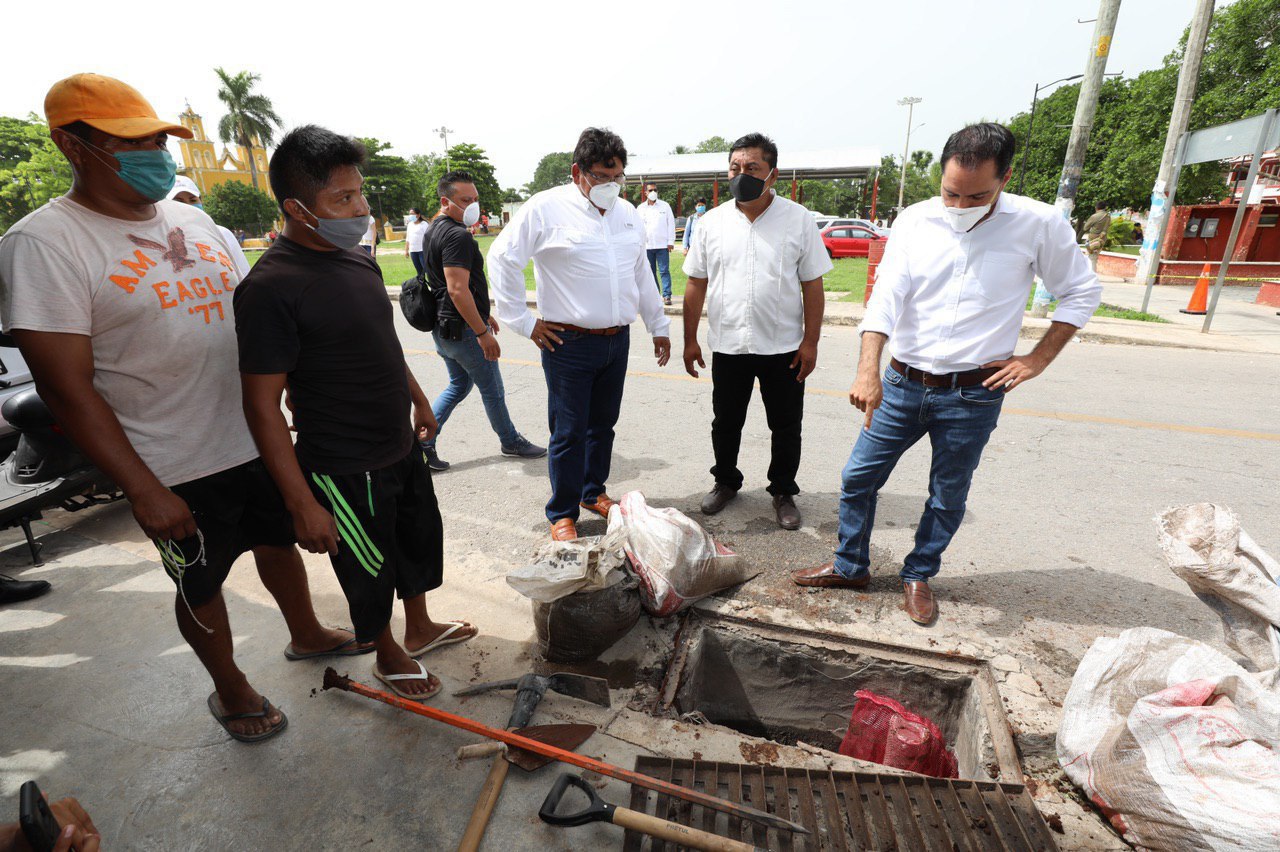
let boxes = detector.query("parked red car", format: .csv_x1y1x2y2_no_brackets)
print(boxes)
821,225,884,258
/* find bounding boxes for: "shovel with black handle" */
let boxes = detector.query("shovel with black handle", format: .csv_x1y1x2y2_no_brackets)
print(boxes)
454,673,611,852
540,773,761,852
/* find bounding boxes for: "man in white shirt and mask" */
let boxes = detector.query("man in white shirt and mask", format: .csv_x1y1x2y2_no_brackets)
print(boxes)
489,128,671,541
636,182,676,305
793,123,1101,626
683,133,831,531
404,206,430,278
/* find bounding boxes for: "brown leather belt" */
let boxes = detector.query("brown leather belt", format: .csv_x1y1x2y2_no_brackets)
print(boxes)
557,324,624,336
890,358,998,389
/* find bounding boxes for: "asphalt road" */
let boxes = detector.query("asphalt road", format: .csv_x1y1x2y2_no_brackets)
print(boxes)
1,309,1274,849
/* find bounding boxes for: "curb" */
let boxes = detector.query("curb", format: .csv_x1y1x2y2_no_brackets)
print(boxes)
385,287,1276,356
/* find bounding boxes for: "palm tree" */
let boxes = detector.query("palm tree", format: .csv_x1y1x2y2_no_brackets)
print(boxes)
213,68,282,192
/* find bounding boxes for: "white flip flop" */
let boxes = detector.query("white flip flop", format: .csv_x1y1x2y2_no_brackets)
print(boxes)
406,621,477,658
372,660,441,702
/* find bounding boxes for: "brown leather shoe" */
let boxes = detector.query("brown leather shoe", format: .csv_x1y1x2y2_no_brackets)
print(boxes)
773,494,801,530
700,484,738,515
579,493,616,519
550,519,578,541
792,562,870,589
903,580,936,625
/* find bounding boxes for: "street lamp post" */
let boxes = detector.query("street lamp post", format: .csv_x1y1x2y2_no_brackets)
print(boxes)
1015,75,1083,196
896,97,922,212
434,126,453,171
371,184,387,220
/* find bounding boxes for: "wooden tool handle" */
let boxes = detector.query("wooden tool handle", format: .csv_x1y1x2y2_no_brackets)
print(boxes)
456,758,510,852
611,806,756,852
457,742,504,761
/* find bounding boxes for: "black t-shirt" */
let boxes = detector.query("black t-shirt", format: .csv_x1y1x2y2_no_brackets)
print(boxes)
234,236,412,474
425,214,490,322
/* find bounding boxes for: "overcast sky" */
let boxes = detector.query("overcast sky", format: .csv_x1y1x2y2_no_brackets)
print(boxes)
2,0,1220,191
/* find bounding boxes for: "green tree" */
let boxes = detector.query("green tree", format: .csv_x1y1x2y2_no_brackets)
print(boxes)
693,136,732,153
502,187,525,202
424,143,502,218
524,151,572,196
1005,0,1280,216
357,137,427,223
0,115,73,231
203,181,278,234
214,67,282,192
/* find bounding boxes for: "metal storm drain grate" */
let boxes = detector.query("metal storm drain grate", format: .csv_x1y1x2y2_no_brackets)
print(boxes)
623,757,1059,851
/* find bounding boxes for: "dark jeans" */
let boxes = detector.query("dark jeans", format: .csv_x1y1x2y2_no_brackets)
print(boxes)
646,248,672,299
834,362,1003,583
541,327,630,522
710,350,804,496
409,251,425,277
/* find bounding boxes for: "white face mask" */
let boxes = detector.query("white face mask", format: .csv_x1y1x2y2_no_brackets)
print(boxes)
450,198,481,227
647,191,658,202
587,180,621,211
944,190,999,233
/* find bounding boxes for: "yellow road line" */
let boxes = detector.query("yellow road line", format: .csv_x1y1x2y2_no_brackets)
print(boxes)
405,350,1280,443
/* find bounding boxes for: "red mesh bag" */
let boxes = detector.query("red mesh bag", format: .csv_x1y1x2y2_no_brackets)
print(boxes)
838,690,958,778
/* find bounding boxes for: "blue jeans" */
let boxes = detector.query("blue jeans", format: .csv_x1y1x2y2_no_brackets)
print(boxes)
409,251,425,277
646,248,672,299
834,363,1003,583
426,326,520,450
541,327,629,522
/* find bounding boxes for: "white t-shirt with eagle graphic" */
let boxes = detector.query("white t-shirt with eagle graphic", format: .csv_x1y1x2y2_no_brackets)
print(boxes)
0,196,258,486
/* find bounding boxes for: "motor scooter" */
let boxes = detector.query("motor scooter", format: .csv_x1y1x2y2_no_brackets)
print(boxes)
0,336,121,565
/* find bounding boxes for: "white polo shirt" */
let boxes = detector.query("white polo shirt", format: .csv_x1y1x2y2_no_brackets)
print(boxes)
684,195,832,356
636,198,676,250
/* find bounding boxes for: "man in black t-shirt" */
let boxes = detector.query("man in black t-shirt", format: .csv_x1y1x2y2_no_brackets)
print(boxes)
236,126,477,702
420,170,544,471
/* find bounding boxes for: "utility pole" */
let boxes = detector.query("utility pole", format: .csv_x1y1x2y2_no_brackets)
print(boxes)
1136,0,1215,309
1030,0,1122,317
434,126,453,171
896,97,922,212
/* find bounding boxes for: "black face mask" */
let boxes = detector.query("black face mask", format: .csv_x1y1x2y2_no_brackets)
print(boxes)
729,172,768,203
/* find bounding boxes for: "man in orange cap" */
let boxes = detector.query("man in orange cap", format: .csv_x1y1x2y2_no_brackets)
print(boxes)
0,74,366,743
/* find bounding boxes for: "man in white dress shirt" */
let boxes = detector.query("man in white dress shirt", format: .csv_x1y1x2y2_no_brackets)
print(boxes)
793,123,1102,626
636,182,676,305
683,133,831,531
489,128,671,541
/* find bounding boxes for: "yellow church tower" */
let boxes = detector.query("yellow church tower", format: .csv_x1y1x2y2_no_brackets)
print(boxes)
176,104,273,198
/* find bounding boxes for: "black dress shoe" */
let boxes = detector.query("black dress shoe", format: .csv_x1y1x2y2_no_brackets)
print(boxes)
0,574,52,605
700,484,738,515
773,494,802,530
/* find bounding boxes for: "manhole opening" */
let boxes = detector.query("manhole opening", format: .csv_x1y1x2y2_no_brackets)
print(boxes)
658,612,1020,782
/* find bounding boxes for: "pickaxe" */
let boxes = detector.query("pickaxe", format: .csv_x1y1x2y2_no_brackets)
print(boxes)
453,673,611,851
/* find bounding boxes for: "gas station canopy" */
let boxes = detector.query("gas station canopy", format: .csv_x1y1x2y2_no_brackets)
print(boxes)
626,147,882,183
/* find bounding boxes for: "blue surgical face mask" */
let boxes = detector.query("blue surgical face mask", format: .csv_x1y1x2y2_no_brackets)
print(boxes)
293,201,369,250
696,205,706,214
76,137,177,201
192,201,204,211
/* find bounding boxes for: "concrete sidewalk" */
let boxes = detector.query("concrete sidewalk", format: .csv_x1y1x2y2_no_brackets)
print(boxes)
390,278,1280,356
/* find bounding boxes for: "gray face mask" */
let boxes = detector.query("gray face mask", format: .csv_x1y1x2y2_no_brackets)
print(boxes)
294,201,369,250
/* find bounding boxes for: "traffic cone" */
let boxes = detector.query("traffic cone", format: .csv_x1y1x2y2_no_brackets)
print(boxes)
1180,263,1212,315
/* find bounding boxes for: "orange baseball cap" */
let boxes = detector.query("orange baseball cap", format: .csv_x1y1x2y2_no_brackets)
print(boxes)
44,73,193,139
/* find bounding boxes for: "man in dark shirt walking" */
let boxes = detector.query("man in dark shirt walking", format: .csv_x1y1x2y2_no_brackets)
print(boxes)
420,170,544,471
236,126,475,701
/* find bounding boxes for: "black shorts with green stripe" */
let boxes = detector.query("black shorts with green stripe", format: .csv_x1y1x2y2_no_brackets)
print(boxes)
304,444,443,642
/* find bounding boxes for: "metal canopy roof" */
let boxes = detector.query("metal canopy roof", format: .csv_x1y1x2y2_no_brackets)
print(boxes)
626,147,882,183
